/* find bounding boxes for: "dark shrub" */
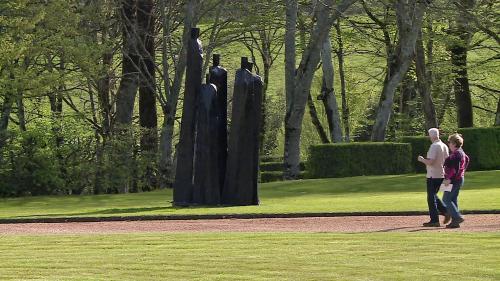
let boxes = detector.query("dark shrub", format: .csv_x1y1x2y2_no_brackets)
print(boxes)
307,142,412,178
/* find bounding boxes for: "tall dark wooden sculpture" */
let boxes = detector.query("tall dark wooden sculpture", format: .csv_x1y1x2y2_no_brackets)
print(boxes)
193,81,220,204
248,67,263,204
173,27,203,206
223,57,263,205
208,54,228,193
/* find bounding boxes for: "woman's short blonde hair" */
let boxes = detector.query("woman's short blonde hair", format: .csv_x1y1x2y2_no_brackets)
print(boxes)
448,133,464,148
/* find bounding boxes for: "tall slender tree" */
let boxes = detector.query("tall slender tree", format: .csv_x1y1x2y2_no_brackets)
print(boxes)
158,0,200,187
115,0,140,127
319,36,343,143
137,0,158,189
334,19,350,141
371,0,429,141
415,30,438,130
284,0,356,179
449,0,475,128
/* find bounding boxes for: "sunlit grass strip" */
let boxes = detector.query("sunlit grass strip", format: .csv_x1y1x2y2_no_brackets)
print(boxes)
0,232,499,281
0,170,499,219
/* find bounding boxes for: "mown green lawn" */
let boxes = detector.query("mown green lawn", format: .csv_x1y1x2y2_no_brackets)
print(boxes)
0,232,499,280
1,170,499,219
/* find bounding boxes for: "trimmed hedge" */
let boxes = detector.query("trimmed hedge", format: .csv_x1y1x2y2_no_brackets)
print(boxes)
260,171,306,183
456,127,500,170
400,136,432,173
259,161,306,182
259,156,306,182
260,171,282,183
307,142,412,178
260,161,305,172
260,155,283,163
260,162,283,172
401,127,500,172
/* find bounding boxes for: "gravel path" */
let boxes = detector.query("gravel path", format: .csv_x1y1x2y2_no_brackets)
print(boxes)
0,214,499,235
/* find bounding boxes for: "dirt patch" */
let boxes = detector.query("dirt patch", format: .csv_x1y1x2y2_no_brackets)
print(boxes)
0,214,499,235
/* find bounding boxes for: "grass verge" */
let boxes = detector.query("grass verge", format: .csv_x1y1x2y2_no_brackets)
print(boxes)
0,232,499,280
0,170,499,219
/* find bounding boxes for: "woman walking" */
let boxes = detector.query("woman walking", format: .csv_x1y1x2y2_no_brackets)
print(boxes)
442,133,470,228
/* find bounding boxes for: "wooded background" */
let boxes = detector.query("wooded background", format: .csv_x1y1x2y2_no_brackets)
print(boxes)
0,0,498,196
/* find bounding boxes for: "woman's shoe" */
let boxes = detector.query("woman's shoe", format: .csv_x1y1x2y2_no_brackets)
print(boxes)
446,217,464,229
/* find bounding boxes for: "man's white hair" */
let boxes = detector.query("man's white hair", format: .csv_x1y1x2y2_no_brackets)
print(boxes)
428,128,440,138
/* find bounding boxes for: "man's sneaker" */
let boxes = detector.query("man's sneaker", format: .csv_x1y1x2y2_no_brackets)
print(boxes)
443,213,452,224
422,222,440,227
455,217,465,224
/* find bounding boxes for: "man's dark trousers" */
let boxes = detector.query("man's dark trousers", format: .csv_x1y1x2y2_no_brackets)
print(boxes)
427,178,447,223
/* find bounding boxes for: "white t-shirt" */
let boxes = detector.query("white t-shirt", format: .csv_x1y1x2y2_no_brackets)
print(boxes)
426,140,449,178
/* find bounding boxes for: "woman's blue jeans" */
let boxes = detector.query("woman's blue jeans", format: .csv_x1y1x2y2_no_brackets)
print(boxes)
443,177,464,219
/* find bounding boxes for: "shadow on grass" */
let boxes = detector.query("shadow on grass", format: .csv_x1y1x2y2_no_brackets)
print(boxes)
13,206,173,218
261,171,499,199
366,226,442,233
12,204,233,218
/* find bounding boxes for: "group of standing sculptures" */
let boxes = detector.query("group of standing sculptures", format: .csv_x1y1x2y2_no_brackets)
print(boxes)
173,28,263,206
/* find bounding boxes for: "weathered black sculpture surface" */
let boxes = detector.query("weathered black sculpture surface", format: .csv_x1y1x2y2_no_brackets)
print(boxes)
173,28,203,205
208,54,228,194
223,57,263,205
193,82,220,204
247,68,263,204
173,38,261,206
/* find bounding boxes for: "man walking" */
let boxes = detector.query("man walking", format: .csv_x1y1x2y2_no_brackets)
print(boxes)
418,128,450,227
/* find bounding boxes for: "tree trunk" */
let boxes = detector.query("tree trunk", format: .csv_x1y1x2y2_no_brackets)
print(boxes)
98,52,113,137
0,95,13,132
451,47,473,128
284,0,356,179
0,88,14,152
16,87,26,131
111,0,140,193
335,20,350,142
284,0,297,120
87,81,105,194
438,90,452,125
258,31,272,154
49,61,66,185
49,83,64,149
158,0,199,188
297,13,330,145
283,0,298,178
137,0,157,190
425,17,434,89
158,0,172,188
307,93,329,143
450,0,474,128
93,27,113,194
396,76,418,135
371,0,427,141
320,37,343,143
415,30,438,130
115,0,139,126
